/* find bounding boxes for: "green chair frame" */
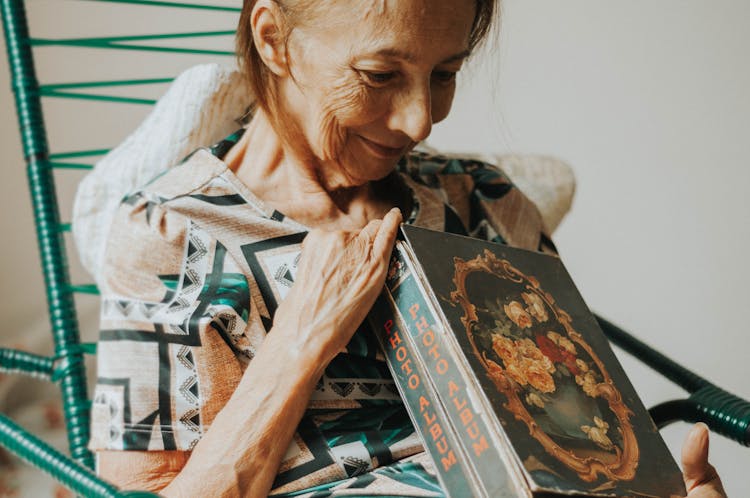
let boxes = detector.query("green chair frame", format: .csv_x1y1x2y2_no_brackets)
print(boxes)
0,0,748,496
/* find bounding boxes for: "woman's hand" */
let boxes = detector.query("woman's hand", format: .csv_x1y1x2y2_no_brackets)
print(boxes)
682,423,727,498
273,207,403,366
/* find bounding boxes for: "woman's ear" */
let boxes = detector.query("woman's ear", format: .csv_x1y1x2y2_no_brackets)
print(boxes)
251,0,290,77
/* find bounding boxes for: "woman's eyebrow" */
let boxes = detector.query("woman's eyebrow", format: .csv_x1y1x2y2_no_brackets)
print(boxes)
441,49,471,64
367,48,471,64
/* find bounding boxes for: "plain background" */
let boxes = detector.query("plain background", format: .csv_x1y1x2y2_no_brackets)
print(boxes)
0,0,747,496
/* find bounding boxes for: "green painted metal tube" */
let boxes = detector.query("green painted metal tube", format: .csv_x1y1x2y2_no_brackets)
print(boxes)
40,76,174,89
597,315,750,445
49,149,111,159
30,29,236,56
689,385,750,446
649,389,750,447
0,414,159,497
70,283,100,295
0,348,54,380
48,161,94,170
1,0,93,468
85,0,241,12
648,399,692,429
596,314,709,393
39,88,158,105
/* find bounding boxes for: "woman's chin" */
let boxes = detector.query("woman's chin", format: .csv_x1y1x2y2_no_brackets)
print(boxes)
353,157,402,186
324,147,402,189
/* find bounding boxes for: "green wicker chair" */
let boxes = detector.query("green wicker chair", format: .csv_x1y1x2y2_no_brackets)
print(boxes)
0,0,748,496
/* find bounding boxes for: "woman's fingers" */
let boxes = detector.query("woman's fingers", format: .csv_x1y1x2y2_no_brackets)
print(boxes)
372,208,402,260
282,209,403,356
359,218,383,245
681,423,726,497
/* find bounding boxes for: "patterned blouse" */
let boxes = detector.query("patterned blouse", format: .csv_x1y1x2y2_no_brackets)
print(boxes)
89,130,553,497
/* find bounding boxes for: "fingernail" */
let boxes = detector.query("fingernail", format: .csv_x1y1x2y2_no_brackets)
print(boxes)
688,422,708,443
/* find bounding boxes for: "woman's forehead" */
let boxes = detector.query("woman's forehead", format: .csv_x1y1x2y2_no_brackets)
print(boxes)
314,0,473,18
336,0,475,29
301,0,476,59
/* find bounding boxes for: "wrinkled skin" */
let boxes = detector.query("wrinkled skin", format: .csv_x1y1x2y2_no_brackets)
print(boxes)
230,0,474,230
276,0,472,190
273,208,403,361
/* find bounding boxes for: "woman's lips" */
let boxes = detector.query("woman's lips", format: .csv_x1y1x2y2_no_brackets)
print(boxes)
358,135,409,159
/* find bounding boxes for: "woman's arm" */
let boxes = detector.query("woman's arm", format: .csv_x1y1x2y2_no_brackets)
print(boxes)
159,320,329,497
98,208,403,497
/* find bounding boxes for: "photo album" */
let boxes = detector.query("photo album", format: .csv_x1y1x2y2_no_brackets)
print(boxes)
368,225,686,497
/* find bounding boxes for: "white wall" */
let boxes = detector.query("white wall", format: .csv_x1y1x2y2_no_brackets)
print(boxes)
1,0,748,495
432,1,750,495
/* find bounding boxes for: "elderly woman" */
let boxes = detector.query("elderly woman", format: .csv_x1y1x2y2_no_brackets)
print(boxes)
89,1,726,497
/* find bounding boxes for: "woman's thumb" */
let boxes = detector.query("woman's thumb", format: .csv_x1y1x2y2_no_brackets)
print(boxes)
681,423,723,494
682,423,710,487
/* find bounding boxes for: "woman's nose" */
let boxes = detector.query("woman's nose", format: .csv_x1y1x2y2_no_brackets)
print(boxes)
389,84,433,143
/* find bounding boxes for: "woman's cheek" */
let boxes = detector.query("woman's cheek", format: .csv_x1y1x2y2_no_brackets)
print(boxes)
431,83,456,125
316,77,379,161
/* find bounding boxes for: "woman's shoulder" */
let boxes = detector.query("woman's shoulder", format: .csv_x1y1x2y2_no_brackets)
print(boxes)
104,145,281,246
98,145,308,301
121,148,230,207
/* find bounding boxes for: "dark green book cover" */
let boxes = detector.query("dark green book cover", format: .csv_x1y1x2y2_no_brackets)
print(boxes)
369,292,484,497
377,224,686,497
378,245,524,497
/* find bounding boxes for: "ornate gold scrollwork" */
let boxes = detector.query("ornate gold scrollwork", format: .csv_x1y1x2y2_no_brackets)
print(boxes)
450,249,639,482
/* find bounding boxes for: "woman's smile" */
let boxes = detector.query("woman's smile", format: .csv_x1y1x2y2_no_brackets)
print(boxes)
356,134,411,160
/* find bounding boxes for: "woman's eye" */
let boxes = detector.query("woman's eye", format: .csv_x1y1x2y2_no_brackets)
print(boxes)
359,70,397,86
433,71,457,84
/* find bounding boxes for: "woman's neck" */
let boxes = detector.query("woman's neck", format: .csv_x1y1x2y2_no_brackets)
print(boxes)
224,110,397,231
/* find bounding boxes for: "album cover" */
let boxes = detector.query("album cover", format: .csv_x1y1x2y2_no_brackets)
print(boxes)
369,224,686,497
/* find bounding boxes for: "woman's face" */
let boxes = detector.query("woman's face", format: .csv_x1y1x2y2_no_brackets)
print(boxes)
276,0,477,189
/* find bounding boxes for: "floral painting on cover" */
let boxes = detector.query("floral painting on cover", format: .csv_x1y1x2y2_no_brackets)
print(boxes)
400,225,686,497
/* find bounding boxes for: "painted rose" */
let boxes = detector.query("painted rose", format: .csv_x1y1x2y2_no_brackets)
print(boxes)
535,333,580,376
526,392,545,408
503,301,533,329
558,336,577,354
521,292,548,323
523,361,556,393
546,331,562,344
491,335,528,386
517,338,555,374
575,358,589,373
485,358,505,384
547,329,577,354
491,335,556,392
491,334,516,364
576,370,599,397
505,363,527,387
581,416,614,450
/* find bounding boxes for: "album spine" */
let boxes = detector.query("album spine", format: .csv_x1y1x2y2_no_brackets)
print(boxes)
369,292,479,497
387,243,525,498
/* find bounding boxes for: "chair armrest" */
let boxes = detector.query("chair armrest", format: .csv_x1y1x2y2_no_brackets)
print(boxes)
0,413,159,498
